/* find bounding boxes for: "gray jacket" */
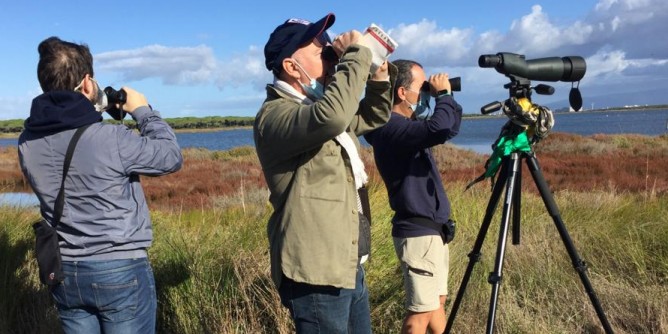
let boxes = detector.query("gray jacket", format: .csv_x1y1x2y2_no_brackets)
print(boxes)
19,101,182,261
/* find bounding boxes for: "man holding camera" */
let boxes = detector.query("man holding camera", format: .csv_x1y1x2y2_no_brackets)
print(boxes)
18,36,183,333
364,59,462,334
254,13,395,333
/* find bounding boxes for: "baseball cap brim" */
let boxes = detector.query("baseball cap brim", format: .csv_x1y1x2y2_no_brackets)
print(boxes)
264,13,336,74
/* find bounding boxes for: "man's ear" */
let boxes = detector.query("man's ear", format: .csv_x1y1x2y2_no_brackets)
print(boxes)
282,58,301,80
396,86,408,102
81,74,95,98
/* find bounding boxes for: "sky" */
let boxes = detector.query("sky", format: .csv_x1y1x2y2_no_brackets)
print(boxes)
1,0,667,120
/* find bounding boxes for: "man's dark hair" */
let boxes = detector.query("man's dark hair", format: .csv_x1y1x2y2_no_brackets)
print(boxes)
37,36,94,92
391,59,423,101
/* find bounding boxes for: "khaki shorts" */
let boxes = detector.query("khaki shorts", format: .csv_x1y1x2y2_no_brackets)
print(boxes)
393,235,449,313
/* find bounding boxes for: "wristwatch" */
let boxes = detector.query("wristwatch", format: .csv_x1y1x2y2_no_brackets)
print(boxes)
436,89,451,97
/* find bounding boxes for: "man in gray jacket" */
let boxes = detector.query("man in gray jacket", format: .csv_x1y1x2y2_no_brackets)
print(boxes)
18,36,182,334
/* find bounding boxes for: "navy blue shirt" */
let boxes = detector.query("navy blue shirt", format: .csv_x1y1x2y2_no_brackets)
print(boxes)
364,95,462,238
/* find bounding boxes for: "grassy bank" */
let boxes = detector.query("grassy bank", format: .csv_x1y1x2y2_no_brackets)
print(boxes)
1,133,667,333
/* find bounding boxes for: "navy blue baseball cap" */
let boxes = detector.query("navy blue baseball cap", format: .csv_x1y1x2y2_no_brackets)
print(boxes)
264,13,335,75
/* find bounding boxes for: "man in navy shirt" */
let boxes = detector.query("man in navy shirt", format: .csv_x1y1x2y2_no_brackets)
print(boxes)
364,59,462,333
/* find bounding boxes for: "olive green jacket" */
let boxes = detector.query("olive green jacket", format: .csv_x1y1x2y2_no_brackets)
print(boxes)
254,45,396,289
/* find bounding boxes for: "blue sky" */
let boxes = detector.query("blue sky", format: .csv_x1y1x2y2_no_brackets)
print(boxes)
1,0,667,120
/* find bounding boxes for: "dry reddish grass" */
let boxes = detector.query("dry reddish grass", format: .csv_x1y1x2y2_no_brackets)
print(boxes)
3,133,667,210
431,132,668,196
534,133,668,194
141,147,266,211
0,147,27,191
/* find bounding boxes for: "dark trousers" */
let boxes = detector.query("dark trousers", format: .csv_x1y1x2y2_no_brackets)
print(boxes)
278,264,371,334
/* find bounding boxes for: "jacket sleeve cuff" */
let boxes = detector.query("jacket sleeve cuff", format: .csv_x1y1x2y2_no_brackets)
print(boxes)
131,106,161,124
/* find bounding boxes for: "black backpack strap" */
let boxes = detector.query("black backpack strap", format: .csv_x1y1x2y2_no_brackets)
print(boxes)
52,124,92,227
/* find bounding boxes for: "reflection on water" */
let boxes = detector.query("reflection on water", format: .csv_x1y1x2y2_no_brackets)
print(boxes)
0,192,39,207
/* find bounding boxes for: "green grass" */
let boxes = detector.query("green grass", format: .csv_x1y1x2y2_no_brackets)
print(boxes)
1,180,667,333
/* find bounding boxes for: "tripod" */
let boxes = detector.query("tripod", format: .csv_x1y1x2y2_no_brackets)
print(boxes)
444,149,614,334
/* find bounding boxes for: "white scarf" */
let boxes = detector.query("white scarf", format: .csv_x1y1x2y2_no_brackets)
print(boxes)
273,78,369,190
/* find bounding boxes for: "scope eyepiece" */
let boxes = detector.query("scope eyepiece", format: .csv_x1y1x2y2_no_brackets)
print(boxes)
478,54,504,68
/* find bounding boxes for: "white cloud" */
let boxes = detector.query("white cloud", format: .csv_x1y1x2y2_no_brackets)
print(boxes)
583,50,629,79
89,0,668,116
584,50,668,85
95,45,217,85
388,19,474,67
215,45,272,91
589,0,668,57
508,5,561,52
94,43,273,93
594,0,618,12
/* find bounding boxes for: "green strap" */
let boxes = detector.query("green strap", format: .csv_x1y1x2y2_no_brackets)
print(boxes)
483,131,531,178
466,130,532,190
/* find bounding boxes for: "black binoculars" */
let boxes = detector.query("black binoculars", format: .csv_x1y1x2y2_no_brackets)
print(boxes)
420,77,461,94
103,86,127,120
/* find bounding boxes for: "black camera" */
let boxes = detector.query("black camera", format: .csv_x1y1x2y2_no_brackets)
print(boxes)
478,52,585,82
420,76,461,93
103,86,127,120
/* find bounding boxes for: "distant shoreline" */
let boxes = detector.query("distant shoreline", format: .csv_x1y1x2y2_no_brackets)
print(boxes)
2,106,666,138
0,125,253,139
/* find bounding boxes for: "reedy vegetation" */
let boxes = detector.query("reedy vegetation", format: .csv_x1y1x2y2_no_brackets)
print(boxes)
1,133,667,333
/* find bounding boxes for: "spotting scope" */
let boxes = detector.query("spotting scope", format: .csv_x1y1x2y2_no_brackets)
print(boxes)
479,52,586,82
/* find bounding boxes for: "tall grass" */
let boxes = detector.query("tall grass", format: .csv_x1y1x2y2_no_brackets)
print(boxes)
2,184,666,333
1,133,667,333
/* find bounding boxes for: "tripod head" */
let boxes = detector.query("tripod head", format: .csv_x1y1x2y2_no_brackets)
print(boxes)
480,75,554,115
481,74,557,148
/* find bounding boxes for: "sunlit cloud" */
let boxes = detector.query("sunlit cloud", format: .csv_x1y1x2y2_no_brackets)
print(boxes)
95,45,217,85
214,45,271,91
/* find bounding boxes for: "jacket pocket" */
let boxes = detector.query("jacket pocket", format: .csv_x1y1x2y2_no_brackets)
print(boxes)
299,142,346,202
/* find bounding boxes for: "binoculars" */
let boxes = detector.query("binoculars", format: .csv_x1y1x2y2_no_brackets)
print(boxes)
103,86,127,120
420,77,461,93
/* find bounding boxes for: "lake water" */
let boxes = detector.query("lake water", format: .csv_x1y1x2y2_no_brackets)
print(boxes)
2,109,667,154
2,109,667,207
179,109,668,154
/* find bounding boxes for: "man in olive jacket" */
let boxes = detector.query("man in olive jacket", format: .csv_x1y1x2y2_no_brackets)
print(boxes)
254,13,395,333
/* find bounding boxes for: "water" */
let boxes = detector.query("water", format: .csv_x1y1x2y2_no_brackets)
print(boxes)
0,192,40,207
2,109,666,207
2,109,667,153
177,109,668,154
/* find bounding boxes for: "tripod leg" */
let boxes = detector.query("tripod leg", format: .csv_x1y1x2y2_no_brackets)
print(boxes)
486,153,522,334
444,156,511,334
512,165,521,245
525,153,614,334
